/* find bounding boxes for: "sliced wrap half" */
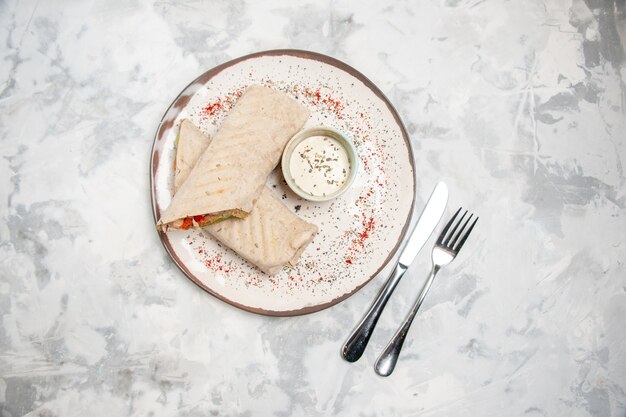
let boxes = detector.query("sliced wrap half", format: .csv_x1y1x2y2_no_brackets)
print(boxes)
157,84,309,231
172,119,318,276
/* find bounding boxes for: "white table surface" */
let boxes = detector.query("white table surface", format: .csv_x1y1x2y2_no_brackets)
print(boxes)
1,0,625,416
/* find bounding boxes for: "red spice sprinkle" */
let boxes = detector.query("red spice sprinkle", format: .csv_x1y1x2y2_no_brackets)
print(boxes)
353,214,375,248
200,88,245,120
203,255,225,272
203,101,223,115
323,97,342,113
346,259,353,265
300,87,345,118
304,88,322,103
359,216,375,240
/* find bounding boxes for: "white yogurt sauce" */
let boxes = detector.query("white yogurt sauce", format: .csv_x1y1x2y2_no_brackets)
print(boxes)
289,135,350,197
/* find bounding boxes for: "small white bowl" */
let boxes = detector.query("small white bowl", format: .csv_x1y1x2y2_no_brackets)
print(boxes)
281,126,359,202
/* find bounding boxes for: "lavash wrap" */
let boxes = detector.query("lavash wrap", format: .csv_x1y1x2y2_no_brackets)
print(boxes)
157,84,310,230
170,114,317,275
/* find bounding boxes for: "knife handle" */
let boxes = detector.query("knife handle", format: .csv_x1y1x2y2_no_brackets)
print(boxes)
375,264,439,376
341,263,408,362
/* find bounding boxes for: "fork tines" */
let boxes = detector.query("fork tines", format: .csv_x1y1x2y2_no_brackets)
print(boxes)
437,207,478,252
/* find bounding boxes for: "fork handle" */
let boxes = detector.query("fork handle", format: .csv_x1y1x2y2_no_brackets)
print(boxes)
342,263,409,362
374,264,440,376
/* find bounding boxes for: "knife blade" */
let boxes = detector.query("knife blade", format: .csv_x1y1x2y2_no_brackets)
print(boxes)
342,181,448,362
399,181,448,267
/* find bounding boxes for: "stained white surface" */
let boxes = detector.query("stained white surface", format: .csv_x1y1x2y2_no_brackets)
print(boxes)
1,0,625,416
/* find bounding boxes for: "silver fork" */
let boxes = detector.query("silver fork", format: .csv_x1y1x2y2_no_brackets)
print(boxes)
374,208,478,377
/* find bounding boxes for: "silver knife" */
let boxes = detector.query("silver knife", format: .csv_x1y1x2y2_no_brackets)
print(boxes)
341,182,448,362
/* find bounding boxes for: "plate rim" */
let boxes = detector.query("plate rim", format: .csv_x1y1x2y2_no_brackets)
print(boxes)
150,49,416,316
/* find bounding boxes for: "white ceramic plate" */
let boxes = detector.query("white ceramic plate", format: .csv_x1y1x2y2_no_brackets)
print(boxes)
150,50,415,316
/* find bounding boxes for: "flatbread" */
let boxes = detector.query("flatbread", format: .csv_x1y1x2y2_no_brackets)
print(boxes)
157,85,310,230
174,119,210,192
171,119,317,275
206,188,318,275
